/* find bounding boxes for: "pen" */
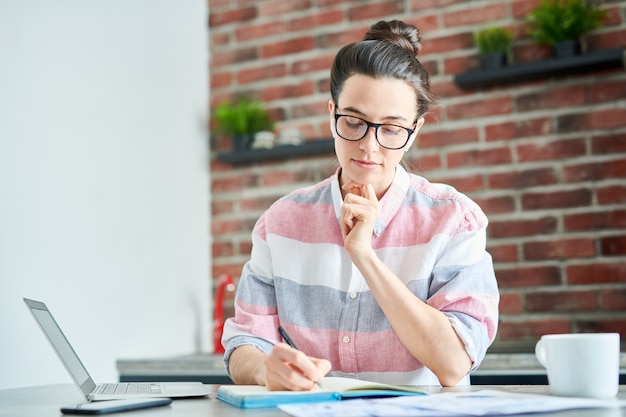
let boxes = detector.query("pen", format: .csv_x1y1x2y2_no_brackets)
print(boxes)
277,326,324,389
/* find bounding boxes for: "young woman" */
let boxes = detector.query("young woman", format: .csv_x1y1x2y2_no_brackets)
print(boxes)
221,20,499,390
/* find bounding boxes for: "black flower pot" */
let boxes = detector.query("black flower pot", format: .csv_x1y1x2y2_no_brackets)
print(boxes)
232,134,253,152
553,40,581,58
480,52,507,69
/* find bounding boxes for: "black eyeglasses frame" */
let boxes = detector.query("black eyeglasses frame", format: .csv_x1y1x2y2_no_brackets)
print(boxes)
333,112,416,150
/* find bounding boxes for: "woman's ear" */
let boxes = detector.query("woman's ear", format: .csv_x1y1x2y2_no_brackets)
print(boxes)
405,117,425,151
328,100,336,135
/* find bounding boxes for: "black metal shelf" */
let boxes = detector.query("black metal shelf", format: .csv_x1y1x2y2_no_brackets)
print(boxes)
454,48,625,89
216,138,334,164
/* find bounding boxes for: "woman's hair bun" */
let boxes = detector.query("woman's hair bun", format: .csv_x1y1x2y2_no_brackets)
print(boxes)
364,20,422,58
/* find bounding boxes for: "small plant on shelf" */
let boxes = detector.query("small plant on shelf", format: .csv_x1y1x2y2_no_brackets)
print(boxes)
474,26,513,68
526,0,606,57
212,98,274,152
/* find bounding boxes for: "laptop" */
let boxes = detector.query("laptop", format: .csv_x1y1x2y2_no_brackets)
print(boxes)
23,298,211,401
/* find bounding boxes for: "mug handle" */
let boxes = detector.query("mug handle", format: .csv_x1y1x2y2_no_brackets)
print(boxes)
535,338,547,368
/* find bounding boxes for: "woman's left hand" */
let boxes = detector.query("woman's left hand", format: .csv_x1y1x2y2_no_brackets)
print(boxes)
340,181,380,258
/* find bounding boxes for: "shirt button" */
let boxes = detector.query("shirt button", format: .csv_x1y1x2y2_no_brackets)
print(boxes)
342,336,350,343
349,292,357,299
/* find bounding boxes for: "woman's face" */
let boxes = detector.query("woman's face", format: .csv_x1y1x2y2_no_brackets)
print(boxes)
329,74,424,199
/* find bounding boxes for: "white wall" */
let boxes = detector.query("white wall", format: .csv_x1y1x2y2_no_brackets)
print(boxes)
0,0,210,389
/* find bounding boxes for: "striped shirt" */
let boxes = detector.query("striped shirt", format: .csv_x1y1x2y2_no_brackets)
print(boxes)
222,165,499,386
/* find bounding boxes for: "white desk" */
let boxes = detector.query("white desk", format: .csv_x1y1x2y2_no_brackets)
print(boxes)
1,384,625,417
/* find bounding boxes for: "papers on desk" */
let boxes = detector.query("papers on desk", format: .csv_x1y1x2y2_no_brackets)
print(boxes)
279,389,626,417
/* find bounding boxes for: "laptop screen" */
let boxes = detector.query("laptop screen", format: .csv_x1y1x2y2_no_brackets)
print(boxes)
24,298,96,396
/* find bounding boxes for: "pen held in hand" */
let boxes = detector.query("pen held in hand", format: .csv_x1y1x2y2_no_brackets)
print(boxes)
277,326,324,389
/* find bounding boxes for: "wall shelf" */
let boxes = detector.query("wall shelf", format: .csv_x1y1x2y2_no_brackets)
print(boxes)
216,138,334,164
454,48,625,89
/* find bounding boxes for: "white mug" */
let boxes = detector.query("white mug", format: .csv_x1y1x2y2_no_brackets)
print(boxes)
535,333,620,398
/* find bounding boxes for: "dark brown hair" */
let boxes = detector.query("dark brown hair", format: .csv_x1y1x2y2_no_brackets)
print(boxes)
330,20,435,119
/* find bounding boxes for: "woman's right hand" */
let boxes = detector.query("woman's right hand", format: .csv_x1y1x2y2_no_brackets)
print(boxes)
262,343,331,391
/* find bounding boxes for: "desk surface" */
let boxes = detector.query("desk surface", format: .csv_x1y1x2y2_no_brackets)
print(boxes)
1,384,625,417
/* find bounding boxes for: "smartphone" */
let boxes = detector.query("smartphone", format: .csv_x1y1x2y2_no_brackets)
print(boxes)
61,398,172,414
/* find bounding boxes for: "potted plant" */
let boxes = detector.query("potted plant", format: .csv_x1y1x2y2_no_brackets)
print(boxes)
526,0,606,58
474,26,513,68
213,98,274,152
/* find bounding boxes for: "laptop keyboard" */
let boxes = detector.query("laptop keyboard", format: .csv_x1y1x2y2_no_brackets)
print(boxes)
96,383,161,395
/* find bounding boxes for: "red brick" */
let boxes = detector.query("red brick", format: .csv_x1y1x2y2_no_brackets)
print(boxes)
437,175,484,193
239,196,280,212
418,126,479,149
524,238,595,261
292,54,338,75
526,291,597,312
211,47,257,67
212,241,235,258
292,100,329,119
448,147,512,168
564,209,626,231
488,168,558,189
563,160,626,183
496,266,561,288
347,0,404,21
601,235,626,256
522,188,592,210
474,196,516,215
410,0,465,10
316,27,366,48
446,96,512,120
516,85,586,112
599,290,626,310
212,219,247,235
513,43,553,64
423,32,474,54
488,244,518,263
261,36,315,58
499,293,523,314
259,0,312,17
489,217,557,238
405,153,441,171
592,133,626,155
258,170,310,186
209,7,257,27
212,200,234,216
589,80,626,103
517,138,586,162
558,109,626,132
289,10,344,32
259,81,315,102
238,63,288,84
239,241,252,256
404,14,439,33
211,72,232,89
498,319,571,341
597,185,626,205
588,28,626,50
211,174,257,193
511,0,543,18
444,55,477,75
576,319,626,337
566,262,626,285
430,80,466,98
443,3,507,27
235,21,287,41
485,118,551,142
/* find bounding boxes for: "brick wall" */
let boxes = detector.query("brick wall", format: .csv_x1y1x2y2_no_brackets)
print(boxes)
208,0,626,352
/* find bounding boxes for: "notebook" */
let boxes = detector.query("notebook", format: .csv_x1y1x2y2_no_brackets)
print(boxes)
216,376,427,408
23,297,211,401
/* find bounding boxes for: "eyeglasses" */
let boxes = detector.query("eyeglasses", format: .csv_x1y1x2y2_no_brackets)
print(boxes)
334,112,416,150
